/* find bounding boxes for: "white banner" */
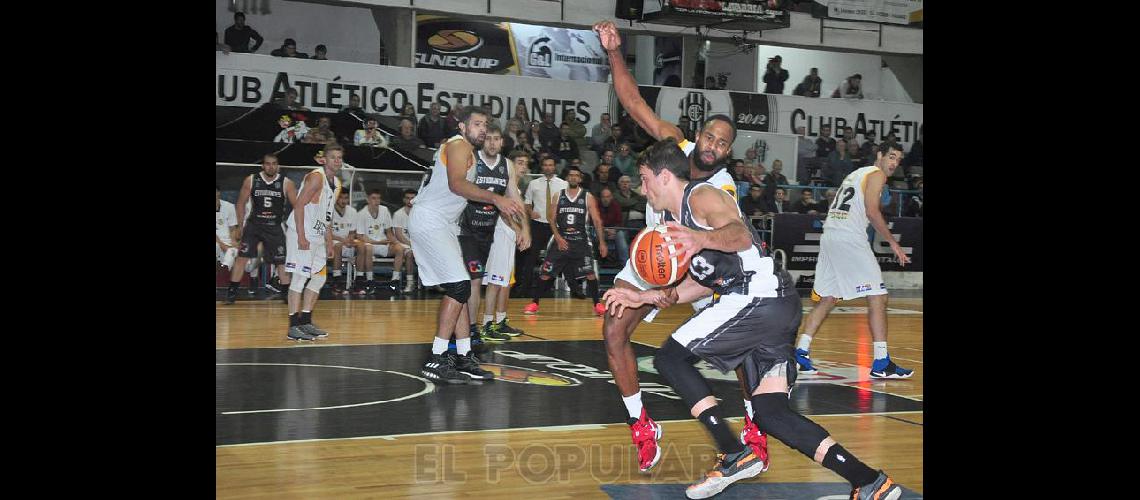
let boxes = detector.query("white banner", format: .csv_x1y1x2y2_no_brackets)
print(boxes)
215,53,613,129
821,0,922,26
772,94,923,148
732,132,802,184
510,23,611,83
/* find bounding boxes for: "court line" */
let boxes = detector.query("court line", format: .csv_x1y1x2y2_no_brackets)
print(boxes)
216,363,433,414
215,411,924,448
883,415,923,426
808,348,923,364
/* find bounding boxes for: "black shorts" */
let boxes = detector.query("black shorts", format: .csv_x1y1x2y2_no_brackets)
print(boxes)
458,233,494,279
539,237,596,280
239,224,287,264
671,291,803,393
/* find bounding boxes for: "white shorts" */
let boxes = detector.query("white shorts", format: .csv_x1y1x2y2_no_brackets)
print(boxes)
370,243,392,258
408,225,468,286
485,220,517,287
216,243,237,268
334,240,356,258
812,233,887,301
284,229,328,278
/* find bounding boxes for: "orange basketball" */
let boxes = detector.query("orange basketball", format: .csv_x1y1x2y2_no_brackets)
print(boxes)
630,225,688,287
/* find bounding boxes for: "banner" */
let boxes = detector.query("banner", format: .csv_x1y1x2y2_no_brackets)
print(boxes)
770,213,923,272
510,22,611,82
216,53,613,130
634,83,921,148
817,0,923,26
414,15,517,74
732,131,801,182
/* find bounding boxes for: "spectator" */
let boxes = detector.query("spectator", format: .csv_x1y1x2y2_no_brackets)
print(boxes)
216,185,239,269
841,126,856,142
743,146,761,170
823,188,838,212
591,112,612,152
399,103,417,124
224,12,263,53
272,114,309,143
793,68,823,97
555,123,580,165
832,74,864,99
502,118,527,153
443,105,461,138
614,175,647,226
858,131,879,164
354,118,388,147
797,126,817,158
270,38,309,58
312,44,328,60
767,159,789,187
513,101,530,123
791,188,822,214
826,139,856,187
597,187,629,265
390,118,426,150
303,116,336,144
592,161,619,196
341,94,366,116
562,110,588,152
745,163,767,187
537,112,561,154
612,142,637,178
815,124,836,158
599,149,616,169
704,76,719,90
764,187,789,214
273,88,309,111
845,136,863,168
883,132,901,150
903,180,923,218
740,185,767,217
520,157,570,295
515,133,537,166
762,55,790,94
215,32,230,54
731,159,749,182
903,124,923,179
416,101,447,147
602,124,624,154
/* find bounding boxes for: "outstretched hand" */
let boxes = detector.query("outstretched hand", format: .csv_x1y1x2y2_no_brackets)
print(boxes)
593,21,621,51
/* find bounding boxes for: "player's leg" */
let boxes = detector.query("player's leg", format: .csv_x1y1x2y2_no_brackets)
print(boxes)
296,241,330,338
866,292,911,379
246,243,263,294
391,241,405,282
413,230,487,383
795,236,843,373
735,366,770,471
283,228,316,341
331,241,346,293
228,228,260,304
354,241,369,292
403,248,417,292
524,238,562,314
603,269,660,472
582,245,604,315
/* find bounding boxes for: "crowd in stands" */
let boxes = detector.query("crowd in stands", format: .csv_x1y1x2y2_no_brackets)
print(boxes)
218,12,333,61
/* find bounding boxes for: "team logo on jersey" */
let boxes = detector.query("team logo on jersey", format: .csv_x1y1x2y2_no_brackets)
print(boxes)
479,364,580,386
528,36,553,67
679,91,712,125
468,260,484,274
427,30,483,53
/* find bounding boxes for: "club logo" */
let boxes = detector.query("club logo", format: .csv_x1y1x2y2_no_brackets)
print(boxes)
528,36,553,67
427,30,483,54
679,91,712,124
480,363,580,386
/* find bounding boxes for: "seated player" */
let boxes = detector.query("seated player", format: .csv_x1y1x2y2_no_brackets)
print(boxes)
328,189,358,294
354,189,408,294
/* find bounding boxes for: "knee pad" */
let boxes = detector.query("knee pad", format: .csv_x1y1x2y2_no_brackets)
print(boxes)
751,392,829,458
441,280,471,303
654,338,713,409
289,275,308,293
306,272,327,292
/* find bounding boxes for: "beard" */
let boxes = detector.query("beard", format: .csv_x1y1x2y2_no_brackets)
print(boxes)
693,147,722,172
464,129,486,147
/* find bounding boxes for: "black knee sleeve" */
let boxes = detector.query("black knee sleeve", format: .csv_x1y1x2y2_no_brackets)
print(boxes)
441,280,471,303
654,338,714,410
751,392,830,459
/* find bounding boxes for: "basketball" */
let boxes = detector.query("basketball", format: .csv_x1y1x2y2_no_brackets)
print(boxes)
630,225,688,287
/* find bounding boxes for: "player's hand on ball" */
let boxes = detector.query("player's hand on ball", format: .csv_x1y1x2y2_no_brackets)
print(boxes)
593,21,621,51
662,221,705,268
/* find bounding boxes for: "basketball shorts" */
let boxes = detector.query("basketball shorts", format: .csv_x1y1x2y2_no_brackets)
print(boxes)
408,225,468,286
238,224,286,264
539,237,595,280
485,220,517,287
812,233,887,301
459,232,495,279
284,228,328,278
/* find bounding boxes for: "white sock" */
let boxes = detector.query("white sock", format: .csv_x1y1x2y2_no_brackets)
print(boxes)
392,271,400,280
622,392,644,420
483,314,494,325
743,399,754,419
431,336,450,355
873,341,888,360
366,271,373,280
333,269,342,277
797,334,813,352
457,337,472,355
496,311,507,323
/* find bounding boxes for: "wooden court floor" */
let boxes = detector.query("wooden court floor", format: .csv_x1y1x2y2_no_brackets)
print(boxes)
216,295,923,498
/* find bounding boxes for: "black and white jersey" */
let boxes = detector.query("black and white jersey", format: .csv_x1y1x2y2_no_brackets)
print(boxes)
555,188,589,243
459,152,510,236
249,173,286,225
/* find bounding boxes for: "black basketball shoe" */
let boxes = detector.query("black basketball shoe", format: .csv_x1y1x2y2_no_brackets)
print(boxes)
422,353,470,384
453,351,494,381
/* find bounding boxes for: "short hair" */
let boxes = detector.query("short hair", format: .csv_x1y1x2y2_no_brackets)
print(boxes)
367,189,382,196
878,142,905,156
403,189,418,197
234,12,245,19
486,122,502,135
337,190,349,198
323,142,344,155
801,189,813,195
541,157,556,165
399,117,415,127
510,150,530,162
262,153,278,163
286,88,298,96
637,137,690,181
457,105,490,124
600,187,614,196
566,166,582,176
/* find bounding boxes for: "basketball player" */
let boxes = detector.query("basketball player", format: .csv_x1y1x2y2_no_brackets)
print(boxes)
457,125,530,344
409,106,525,384
794,142,914,379
480,150,533,338
355,189,407,294
283,142,344,341
604,140,904,500
390,189,417,293
227,154,297,304
329,189,358,294
216,185,239,271
594,19,767,473
522,166,608,315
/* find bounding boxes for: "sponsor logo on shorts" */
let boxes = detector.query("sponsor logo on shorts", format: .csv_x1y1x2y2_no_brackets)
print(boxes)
468,260,484,273
855,283,872,293
540,260,553,273
490,274,503,282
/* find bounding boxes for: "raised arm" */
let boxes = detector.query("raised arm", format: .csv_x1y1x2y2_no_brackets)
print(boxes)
593,21,684,142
